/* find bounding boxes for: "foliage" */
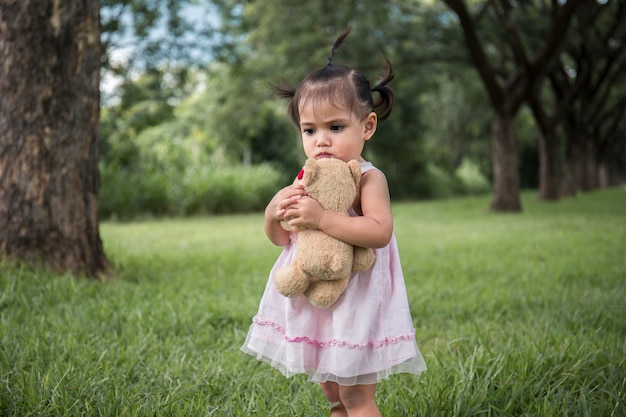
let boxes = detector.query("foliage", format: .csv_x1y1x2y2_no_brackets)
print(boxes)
211,0,459,195
99,0,497,209
99,161,283,219
1,188,625,416
197,62,301,174
409,159,491,200
99,66,290,220
98,0,624,217
454,159,491,195
100,0,216,82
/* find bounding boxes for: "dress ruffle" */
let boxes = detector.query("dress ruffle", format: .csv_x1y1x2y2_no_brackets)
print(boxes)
241,315,426,385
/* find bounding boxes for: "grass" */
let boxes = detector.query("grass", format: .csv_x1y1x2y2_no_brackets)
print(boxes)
1,188,625,416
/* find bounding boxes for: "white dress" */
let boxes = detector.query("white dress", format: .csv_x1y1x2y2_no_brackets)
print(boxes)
241,161,427,385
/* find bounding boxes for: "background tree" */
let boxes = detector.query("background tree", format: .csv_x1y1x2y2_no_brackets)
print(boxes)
211,0,460,198
213,0,398,173
523,0,625,200
556,1,626,195
441,0,577,211
0,0,108,276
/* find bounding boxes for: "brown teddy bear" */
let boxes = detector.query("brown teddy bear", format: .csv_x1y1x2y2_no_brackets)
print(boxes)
273,158,375,308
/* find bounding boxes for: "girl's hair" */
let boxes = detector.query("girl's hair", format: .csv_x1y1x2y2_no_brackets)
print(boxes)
273,27,395,126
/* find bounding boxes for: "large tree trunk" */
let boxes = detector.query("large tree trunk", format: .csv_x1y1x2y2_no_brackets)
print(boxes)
0,0,109,276
490,112,522,211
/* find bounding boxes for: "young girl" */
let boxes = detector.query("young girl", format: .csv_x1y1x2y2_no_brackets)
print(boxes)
241,27,426,417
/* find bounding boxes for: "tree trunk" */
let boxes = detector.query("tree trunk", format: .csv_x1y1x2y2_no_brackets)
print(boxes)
538,131,560,201
561,139,578,197
490,112,522,211
579,140,600,192
0,0,109,276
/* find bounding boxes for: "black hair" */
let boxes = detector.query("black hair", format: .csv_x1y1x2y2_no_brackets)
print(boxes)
273,27,395,126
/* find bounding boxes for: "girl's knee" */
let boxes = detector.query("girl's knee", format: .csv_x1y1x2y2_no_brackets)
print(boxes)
320,381,341,403
338,384,377,409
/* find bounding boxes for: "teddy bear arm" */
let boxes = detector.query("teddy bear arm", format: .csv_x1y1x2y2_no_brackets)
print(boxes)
352,246,375,272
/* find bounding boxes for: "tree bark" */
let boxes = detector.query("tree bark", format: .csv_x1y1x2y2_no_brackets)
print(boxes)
538,131,560,201
579,140,600,192
561,136,579,198
0,0,109,276
490,112,521,211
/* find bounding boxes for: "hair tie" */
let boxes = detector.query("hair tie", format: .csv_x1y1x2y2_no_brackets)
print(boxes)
327,49,335,66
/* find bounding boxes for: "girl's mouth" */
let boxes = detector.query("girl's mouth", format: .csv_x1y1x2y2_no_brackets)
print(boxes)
317,153,332,159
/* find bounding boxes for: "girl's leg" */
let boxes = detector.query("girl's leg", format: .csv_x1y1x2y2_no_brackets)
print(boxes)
320,382,347,417
338,384,380,417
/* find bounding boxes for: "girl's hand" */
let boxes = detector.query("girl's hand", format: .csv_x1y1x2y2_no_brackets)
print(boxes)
271,184,308,222
283,196,325,230
264,183,307,246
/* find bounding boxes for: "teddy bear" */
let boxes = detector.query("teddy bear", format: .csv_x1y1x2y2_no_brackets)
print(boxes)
273,158,375,308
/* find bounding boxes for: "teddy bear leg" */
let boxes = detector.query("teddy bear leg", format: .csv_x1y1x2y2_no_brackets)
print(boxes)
352,246,375,273
304,275,351,309
273,262,310,298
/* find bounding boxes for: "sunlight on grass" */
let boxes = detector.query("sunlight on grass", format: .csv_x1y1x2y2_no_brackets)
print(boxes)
1,189,624,416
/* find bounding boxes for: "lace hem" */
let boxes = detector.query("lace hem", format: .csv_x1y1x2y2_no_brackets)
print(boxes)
253,316,415,350
241,330,427,385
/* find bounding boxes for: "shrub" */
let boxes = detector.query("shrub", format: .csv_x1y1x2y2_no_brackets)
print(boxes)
455,158,491,195
99,162,283,219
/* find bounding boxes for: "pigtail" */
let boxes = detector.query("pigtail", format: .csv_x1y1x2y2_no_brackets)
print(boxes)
371,56,395,122
271,82,300,125
271,27,396,127
272,82,296,100
328,26,352,66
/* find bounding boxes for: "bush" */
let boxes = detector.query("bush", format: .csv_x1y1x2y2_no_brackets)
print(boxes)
99,163,283,220
409,159,491,200
178,164,282,215
454,158,491,195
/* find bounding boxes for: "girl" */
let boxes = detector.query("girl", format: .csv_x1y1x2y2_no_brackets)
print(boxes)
241,27,426,417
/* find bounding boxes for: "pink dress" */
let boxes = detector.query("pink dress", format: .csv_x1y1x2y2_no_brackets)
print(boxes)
241,161,427,385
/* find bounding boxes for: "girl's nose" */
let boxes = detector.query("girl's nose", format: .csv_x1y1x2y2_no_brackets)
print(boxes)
316,131,331,146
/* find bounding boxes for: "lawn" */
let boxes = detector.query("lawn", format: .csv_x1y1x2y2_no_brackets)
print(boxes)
1,189,624,416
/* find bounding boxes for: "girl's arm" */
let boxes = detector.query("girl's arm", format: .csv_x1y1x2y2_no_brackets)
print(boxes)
264,182,308,246
282,170,393,248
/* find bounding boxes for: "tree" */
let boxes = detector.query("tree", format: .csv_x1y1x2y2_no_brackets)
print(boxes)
525,1,626,200
0,0,109,276
556,1,626,195
442,0,577,211
212,0,438,196
100,0,216,104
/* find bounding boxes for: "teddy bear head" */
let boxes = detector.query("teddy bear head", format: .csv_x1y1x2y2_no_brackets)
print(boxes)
301,158,361,212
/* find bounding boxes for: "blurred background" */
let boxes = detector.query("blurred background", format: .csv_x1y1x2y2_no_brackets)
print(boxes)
98,0,625,220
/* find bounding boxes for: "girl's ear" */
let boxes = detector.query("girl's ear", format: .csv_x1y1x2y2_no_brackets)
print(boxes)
363,112,377,141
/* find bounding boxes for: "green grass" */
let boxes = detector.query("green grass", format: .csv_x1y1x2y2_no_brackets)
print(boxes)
1,188,625,416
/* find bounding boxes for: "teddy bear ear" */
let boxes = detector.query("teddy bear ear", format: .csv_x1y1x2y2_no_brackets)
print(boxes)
304,158,318,181
348,160,361,187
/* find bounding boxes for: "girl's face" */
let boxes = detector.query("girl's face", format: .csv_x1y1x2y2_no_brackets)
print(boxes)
298,99,377,163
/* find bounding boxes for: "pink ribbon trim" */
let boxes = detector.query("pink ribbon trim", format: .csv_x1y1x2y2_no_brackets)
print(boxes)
253,317,414,350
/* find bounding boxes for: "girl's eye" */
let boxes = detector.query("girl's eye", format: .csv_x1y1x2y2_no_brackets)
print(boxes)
303,128,314,135
330,125,343,131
